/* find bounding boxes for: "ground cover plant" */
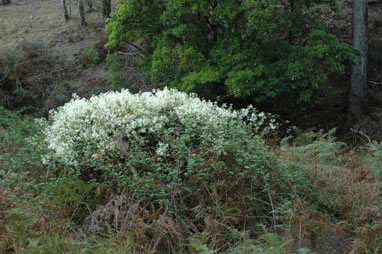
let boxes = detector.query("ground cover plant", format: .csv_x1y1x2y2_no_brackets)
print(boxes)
277,131,382,253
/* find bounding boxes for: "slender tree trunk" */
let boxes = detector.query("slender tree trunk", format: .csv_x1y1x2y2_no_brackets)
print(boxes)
78,0,87,26
1,0,11,5
289,0,294,44
102,0,111,18
102,0,106,16
61,0,69,21
346,0,368,129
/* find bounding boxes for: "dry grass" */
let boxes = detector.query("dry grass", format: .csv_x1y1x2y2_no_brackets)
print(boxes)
0,0,104,48
0,0,151,114
276,137,382,253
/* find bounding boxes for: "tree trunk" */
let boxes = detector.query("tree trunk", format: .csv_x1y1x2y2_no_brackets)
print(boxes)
78,0,87,26
346,0,368,129
61,0,69,22
102,0,111,18
106,0,111,18
1,0,11,5
102,0,106,16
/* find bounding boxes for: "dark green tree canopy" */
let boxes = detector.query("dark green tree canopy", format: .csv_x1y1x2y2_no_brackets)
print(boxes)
106,0,355,108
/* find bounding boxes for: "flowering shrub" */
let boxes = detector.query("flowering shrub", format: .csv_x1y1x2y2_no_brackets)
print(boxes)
40,88,282,194
42,89,275,165
38,88,310,250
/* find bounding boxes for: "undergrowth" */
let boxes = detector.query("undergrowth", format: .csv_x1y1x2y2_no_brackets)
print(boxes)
2,103,382,253
278,129,382,253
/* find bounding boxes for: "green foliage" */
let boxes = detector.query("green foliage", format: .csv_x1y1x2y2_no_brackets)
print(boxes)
0,41,55,111
83,43,100,67
107,52,125,89
0,107,42,184
37,89,306,251
1,228,139,254
364,141,382,178
190,231,288,254
278,130,354,215
106,0,355,109
20,233,90,254
0,107,45,180
295,248,315,254
0,47,20,85
106,52,139,92
0,208,38,253
226,232,287,254
191,239,218,254
0,107,39,146
294,129,347,165
20,40,46,59
35,176,98,223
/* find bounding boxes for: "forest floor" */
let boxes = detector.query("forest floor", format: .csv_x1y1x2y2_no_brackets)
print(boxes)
0,0,148,115
0,0,109,64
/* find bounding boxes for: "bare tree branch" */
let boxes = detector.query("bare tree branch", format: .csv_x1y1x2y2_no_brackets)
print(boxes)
125,43,145,59
350,128,371,144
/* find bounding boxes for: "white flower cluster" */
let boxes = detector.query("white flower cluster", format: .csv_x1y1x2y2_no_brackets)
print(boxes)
41,88,275,166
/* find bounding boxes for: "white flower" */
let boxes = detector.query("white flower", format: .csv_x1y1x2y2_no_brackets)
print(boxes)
40,88,276,166
156,143,169,156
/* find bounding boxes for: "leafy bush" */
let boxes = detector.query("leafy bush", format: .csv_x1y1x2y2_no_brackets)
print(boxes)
192,232,287,254
0,42,57,111
40,88,277,188
38,88,303,251
0,107,45,178
364,141,382,178
19,40,46,59
35,176,98,225
106,52,139,92
105,0,355,110
0,107,40,145
0,47,20,89
82,43,100,67
294,129,347,165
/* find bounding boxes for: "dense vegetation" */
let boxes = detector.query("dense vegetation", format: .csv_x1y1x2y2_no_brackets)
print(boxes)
3,100,382,253
106,0,355,110
1,0,382,253
35,89,302,252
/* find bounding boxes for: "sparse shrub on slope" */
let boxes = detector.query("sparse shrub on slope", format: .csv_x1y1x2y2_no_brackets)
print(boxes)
294,129,347,165
81,43,100,67
364,141,382,178
0,41,66,112
38,88,304,251
0,47,21,107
